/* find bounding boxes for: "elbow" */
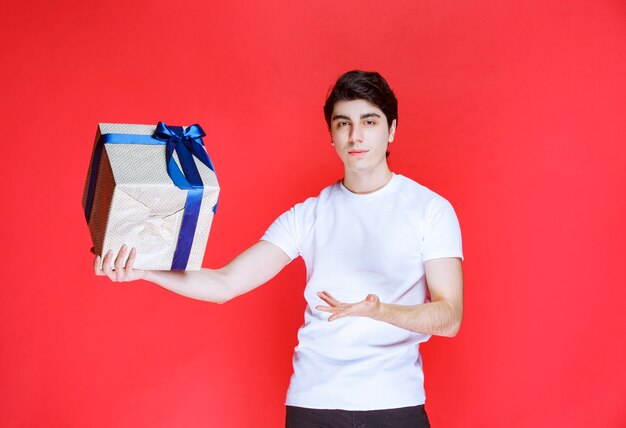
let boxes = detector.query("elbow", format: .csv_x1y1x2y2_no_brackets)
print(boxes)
214,286,235,304
440,312,463,337
443,321,461,337
443,302,463,337
215,295,232,305
213,288,242,305
436,323,460,338
444,319,461,337
212,269,236,304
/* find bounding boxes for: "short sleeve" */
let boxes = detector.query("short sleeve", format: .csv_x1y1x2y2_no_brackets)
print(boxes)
422,197,464,261
261,206,302,261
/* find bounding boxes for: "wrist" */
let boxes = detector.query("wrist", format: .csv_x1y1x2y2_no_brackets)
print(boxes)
142,270,156,282
373,302,386,321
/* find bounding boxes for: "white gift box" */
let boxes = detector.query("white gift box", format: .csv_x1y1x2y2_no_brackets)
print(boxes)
82,123,220,270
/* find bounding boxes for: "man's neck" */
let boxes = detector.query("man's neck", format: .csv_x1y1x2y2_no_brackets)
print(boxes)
342,168,393,194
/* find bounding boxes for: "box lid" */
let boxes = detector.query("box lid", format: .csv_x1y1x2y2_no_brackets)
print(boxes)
100,123,219,216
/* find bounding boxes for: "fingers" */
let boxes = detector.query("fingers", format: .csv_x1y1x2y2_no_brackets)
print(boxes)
101,250,115,281
328,304,361,321
316,291,353,321
316,304,341,314
315,303,353,321
97,246,134,282
316,293,380,322
93,254,103,276
126,247,137,271
317,291,342,307
114,245,128,281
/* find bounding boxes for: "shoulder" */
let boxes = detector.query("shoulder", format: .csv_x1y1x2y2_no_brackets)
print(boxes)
277,180,341,223
292,180,341,211
394,174,454,213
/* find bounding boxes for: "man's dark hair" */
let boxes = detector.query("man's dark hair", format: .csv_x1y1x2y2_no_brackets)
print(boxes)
323,70,398,130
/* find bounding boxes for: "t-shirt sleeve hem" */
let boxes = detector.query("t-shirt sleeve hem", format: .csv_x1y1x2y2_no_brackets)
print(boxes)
260,236,299,262
422,251,464,262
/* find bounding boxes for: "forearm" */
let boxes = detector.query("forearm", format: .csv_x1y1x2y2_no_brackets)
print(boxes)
376,257,464,337
140,240,290,304
144,268,234,303
376,300,462,337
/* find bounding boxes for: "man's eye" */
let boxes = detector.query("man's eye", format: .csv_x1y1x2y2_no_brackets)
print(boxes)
365,120,376,126
337,121,348,127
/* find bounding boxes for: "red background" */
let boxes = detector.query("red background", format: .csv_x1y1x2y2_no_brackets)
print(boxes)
1,0,625,426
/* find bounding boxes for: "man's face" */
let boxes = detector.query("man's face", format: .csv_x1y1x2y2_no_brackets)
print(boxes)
330,99,396,174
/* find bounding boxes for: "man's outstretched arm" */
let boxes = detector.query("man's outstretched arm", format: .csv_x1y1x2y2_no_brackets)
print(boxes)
316,257,463,337
94,240,291,304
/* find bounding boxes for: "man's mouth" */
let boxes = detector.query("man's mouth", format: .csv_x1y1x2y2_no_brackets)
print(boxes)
348,149,369,156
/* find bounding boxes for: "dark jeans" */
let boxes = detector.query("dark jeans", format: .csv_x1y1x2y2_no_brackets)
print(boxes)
286,405,430,428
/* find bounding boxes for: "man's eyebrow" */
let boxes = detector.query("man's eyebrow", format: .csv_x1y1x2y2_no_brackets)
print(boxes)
332,112,382,121
360,113,382,119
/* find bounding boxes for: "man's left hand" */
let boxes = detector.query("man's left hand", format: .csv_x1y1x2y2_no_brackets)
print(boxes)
316,291,381,321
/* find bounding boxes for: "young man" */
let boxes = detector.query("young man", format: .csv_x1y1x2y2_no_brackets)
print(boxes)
95,70,463,427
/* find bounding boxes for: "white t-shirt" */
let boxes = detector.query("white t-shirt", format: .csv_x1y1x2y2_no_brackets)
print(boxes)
261,173,463,410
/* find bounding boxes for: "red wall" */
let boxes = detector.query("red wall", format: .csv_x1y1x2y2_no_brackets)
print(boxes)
1,1,625,426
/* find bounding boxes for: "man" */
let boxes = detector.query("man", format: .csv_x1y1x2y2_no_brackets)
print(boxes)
95,70,463,427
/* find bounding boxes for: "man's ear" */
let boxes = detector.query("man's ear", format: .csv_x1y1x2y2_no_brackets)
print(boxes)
389,119,397,142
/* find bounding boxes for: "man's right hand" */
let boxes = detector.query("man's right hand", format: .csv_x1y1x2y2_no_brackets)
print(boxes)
94,245,146,282
91,240,289,303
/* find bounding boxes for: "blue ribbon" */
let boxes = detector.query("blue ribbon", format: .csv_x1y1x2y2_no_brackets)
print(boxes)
84,122,218,270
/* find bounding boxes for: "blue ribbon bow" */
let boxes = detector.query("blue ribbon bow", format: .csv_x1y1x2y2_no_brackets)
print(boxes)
153,122,214,190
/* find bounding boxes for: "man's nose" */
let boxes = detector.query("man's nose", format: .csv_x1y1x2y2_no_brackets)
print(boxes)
349,124,364,143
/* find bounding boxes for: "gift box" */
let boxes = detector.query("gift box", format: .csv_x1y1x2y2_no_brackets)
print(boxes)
82,122,220,270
